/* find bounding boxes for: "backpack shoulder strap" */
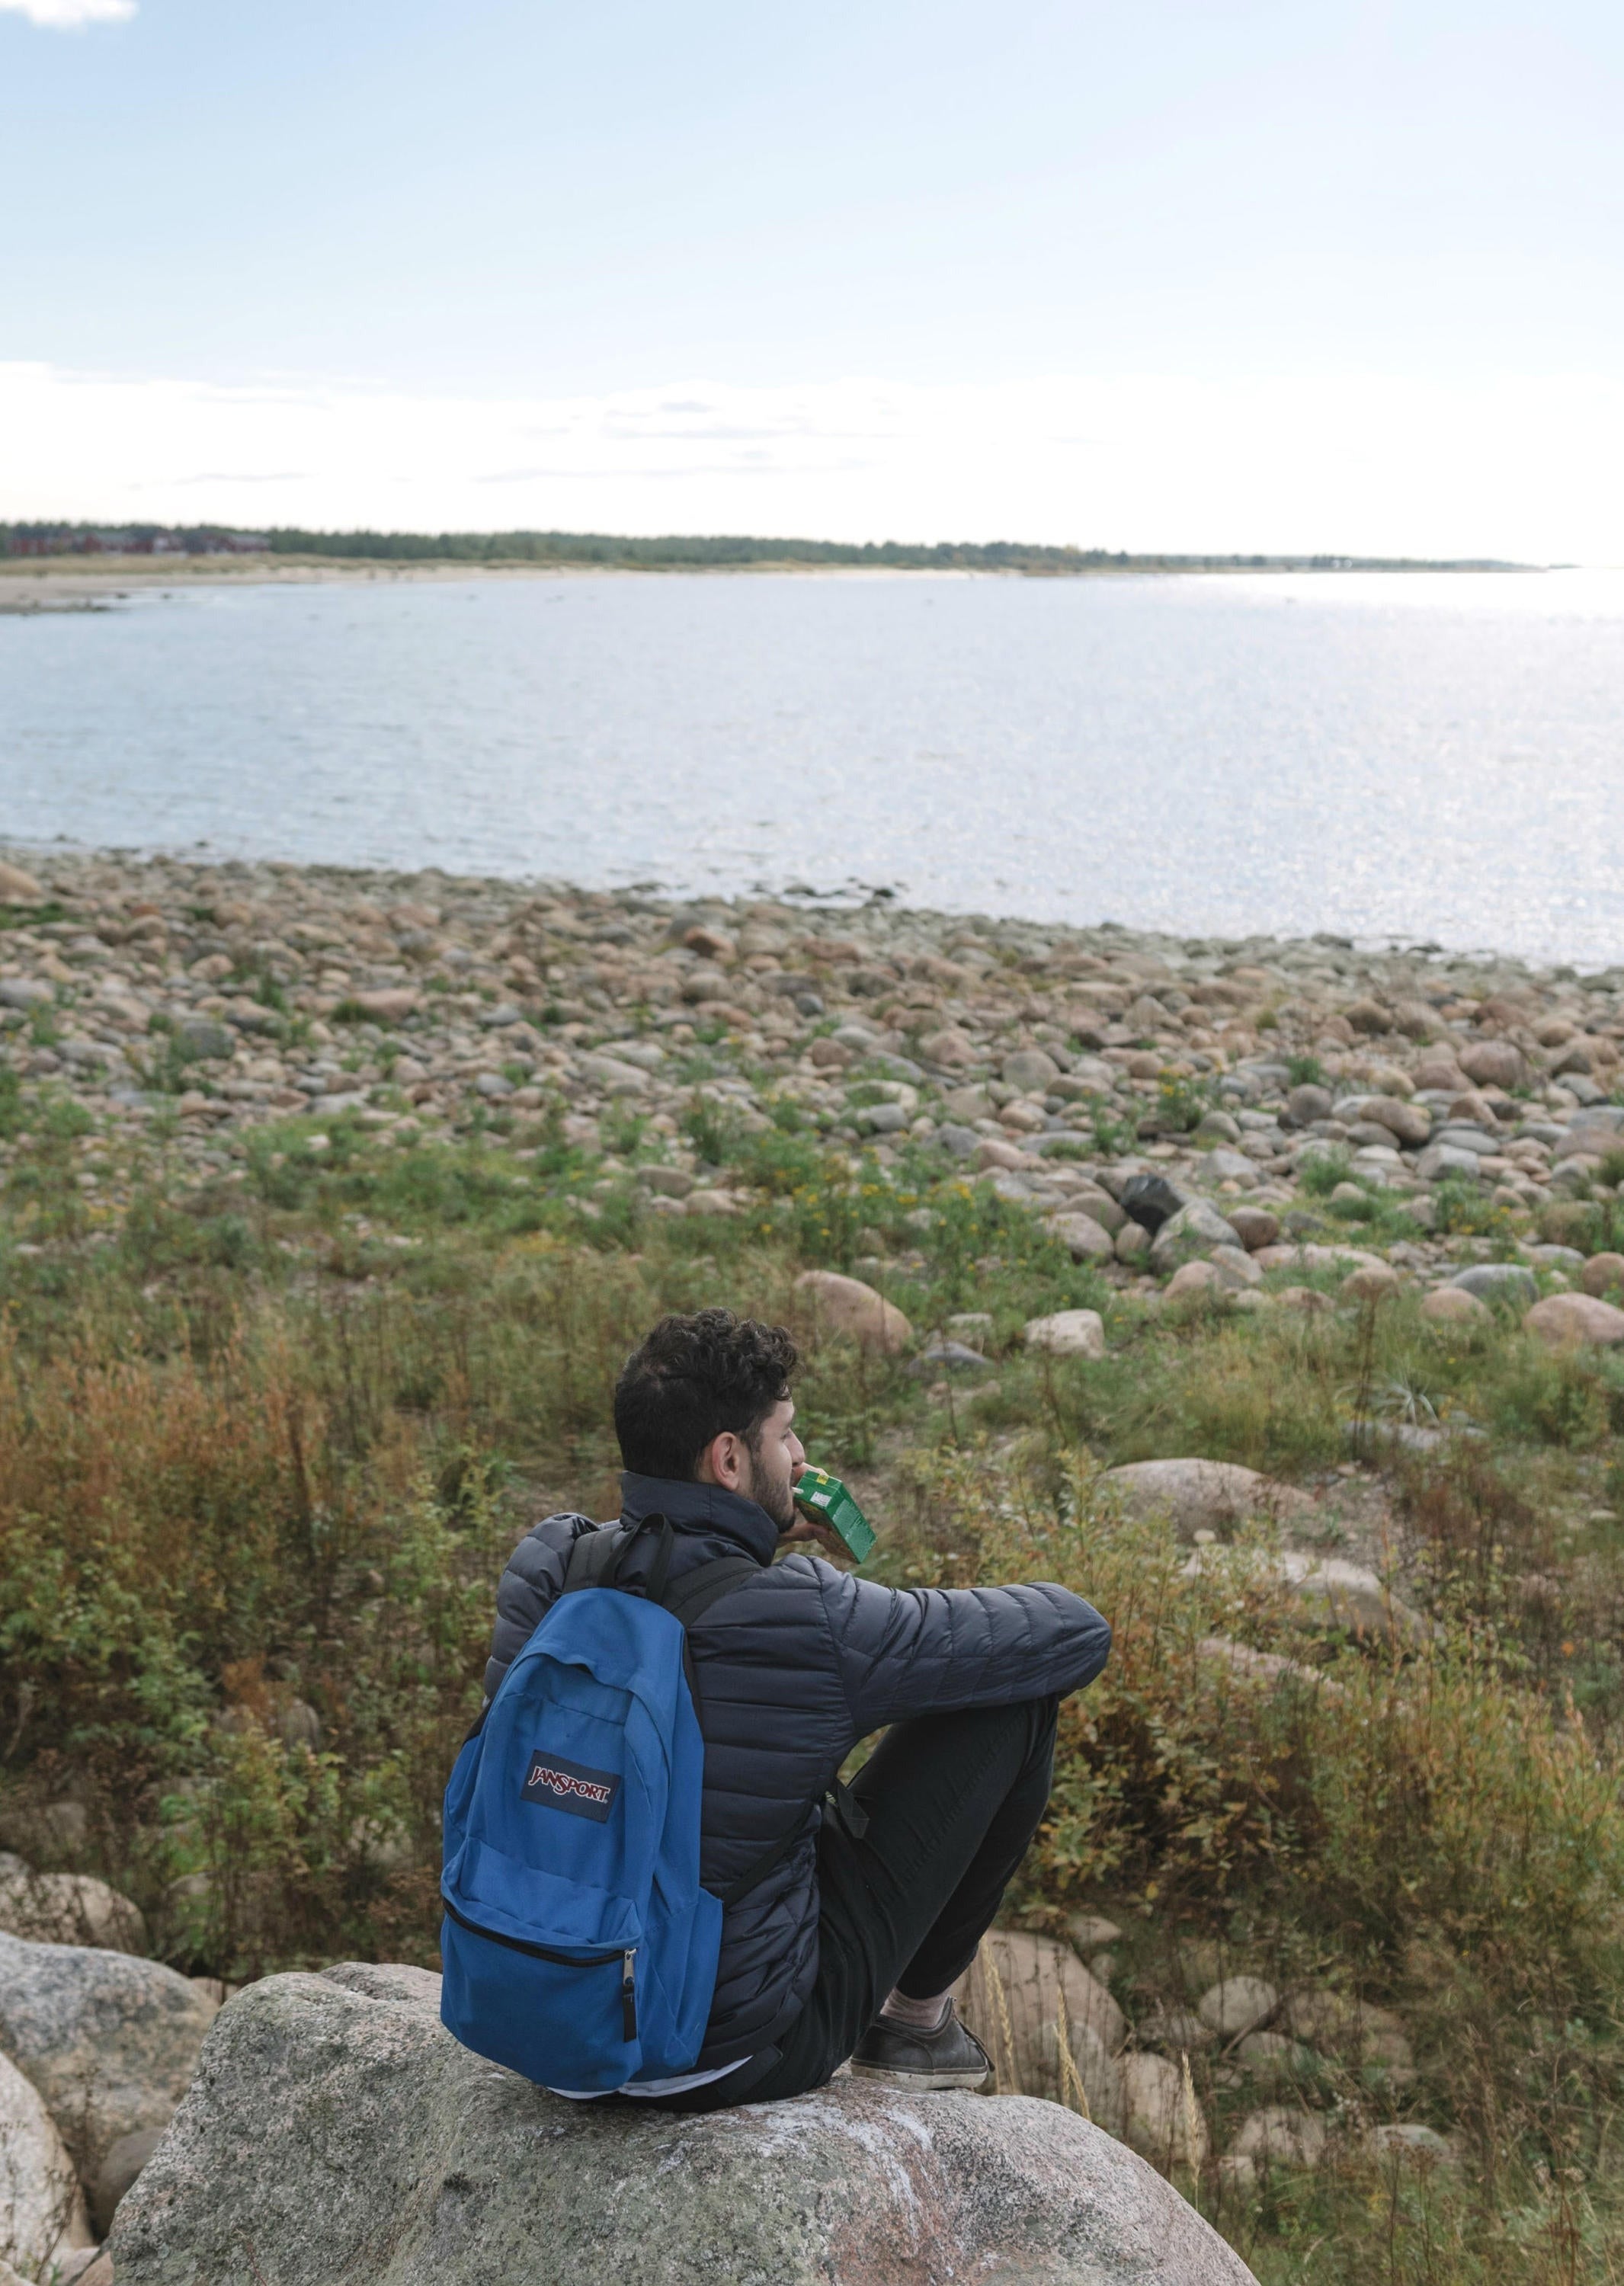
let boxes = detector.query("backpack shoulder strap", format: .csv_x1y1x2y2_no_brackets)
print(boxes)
659,1554,759,1631
657,1553,802,1909
563,1514,686,1602
561,1520,639,1595
658,1551,758,1709
563,1524,756,1624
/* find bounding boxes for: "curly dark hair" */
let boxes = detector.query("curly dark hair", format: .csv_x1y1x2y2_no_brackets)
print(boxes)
613,1309,799,1481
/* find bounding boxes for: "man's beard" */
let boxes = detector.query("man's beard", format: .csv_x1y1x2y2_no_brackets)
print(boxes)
747,1452,796,1531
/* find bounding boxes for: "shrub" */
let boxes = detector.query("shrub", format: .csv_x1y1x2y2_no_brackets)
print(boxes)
896,1440,1624,2015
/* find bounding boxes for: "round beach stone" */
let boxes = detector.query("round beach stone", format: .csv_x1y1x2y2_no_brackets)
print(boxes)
1204,1148,1259,1186
1166,1260,1226,1299
1414,1055,1469,1093
1270,1285,1334,1314
1023,1309,1106,1359
1415,1141,1487,1183
1149,1199,1241,1273
1119,1173,1189,1234
1054,1182,1125,1232
1524,1292,1624,1348
1341,1263,1401,1302
1102,1459,1311,1542
1421,1285,1491,1327
1450,1263,1537,1308
1196,1976,1281,2039
1366,2123,1459,2166
1207,1244,1264,1289
1225,1205,1280,1252
793,1270,912,1353
172,1017,235,1062
1001,1047,1060,1093
350,988,421,1023
0,859,46,903
1047,1212,1116,1265
917,1027,977,1069
681,924,735,960
1120,2051,1209,2169
1225,2105,1327,2170
0,977,54,1012
1286,1084,1333,1126
1285,1555,1430,1647
682,1188,739,1216
1066,1913,1123,1954
1459,1039,1525,1090
1361,1097,1431,1148
1114,1220,1152,1263
933,1121,980,1159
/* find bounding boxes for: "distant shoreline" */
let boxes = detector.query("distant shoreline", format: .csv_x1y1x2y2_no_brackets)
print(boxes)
0,557,651,614
0,548,1544,616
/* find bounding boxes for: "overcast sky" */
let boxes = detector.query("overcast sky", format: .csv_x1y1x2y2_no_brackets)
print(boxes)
5,0,1623,552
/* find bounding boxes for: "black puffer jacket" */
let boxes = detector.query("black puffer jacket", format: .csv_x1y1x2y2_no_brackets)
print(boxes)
484,1471,1111,2070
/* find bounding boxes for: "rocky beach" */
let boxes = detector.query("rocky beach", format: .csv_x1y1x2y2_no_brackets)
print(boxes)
1,843,1621,1305
5,844,1624,2284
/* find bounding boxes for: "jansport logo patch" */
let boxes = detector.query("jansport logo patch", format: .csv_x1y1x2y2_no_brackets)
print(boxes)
522,1750,620,1823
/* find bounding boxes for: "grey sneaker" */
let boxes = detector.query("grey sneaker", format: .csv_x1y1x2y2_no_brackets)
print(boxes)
847,2004,993,2092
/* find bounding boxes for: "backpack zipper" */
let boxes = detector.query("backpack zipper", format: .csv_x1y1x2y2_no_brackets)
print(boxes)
442,1897,631,1977
621,1948,638,2042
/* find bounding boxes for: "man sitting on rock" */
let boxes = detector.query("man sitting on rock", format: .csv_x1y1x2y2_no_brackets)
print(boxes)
482,1307,1111,2111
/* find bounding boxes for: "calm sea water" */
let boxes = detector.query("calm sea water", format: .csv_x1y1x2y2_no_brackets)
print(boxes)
2,568,1622,963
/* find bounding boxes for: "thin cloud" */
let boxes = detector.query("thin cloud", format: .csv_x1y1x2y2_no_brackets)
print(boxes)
0,0,136,23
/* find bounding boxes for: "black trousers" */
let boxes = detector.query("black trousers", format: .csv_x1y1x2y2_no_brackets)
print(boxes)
642,1694,1059,2113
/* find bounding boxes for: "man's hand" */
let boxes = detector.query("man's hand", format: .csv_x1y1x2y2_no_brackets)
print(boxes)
780,1510,842,1554
780,1468,842,1554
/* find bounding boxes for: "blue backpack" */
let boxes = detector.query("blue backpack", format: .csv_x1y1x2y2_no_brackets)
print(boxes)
439,1516,778,2092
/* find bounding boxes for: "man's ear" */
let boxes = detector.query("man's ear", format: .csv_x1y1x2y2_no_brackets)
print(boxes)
697,1430,748,1491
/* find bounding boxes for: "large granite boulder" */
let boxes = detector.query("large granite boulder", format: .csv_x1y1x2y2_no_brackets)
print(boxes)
112,1962,1257,2286
0,1932,217,2181
0,2046,94,2275
0,1852,149,1953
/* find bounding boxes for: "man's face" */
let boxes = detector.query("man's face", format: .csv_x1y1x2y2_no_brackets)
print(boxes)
740,1398,805,1531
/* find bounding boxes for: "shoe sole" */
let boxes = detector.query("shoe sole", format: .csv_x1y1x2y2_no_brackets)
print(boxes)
847,2060,992,2092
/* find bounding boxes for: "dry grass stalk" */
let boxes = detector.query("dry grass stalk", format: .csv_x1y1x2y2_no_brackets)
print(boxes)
983,1947,1021,2097
1054,1977,1091,2121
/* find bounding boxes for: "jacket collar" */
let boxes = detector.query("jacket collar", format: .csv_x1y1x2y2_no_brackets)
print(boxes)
619,1471,780,1566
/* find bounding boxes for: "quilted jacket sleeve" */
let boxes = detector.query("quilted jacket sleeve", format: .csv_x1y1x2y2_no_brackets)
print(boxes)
806,1564,1110,1737
482,1513,598,1699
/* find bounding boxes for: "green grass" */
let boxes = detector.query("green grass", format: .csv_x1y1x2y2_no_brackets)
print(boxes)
8,1103,1624,2278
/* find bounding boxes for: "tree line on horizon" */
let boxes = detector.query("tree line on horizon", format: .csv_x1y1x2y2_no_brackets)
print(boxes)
0,520,1523,575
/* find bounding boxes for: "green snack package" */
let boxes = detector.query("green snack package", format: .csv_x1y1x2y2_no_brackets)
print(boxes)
793,1467,876,1564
